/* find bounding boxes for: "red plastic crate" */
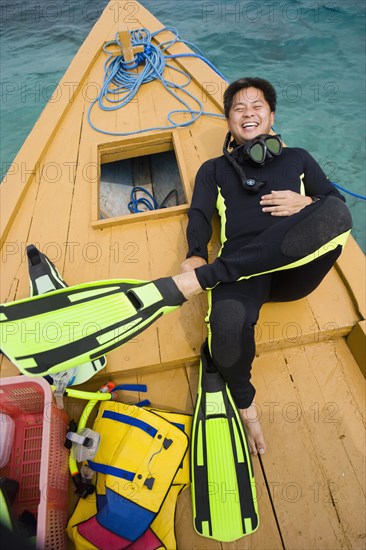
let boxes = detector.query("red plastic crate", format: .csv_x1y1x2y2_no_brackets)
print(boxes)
0,376,69,549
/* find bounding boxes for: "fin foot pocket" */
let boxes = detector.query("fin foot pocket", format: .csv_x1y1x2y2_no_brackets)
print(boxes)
126,289,143,310
153,277,187,306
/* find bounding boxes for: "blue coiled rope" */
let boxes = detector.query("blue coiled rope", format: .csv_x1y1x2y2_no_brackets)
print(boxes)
87,27,226,136
127,186,179,214
127,186,159,213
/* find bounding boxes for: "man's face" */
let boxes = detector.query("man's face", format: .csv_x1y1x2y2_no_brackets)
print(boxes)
227,87,275,144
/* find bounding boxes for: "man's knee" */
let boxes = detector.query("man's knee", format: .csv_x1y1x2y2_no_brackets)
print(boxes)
281,196,352,258
209,299,257,368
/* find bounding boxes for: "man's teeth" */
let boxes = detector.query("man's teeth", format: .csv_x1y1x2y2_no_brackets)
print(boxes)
242,123,258,128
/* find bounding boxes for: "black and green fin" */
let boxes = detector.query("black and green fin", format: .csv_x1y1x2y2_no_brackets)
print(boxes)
191,341,259,542
1,258,186,377
27,244,106,386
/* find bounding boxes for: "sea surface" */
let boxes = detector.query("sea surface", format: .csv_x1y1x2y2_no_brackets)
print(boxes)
1,0,365,249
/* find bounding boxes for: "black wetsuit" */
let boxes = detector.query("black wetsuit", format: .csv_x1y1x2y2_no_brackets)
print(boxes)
186,147,352,408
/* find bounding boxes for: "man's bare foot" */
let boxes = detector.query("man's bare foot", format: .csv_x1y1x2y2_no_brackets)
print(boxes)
172,272,203,300
239,403,266,456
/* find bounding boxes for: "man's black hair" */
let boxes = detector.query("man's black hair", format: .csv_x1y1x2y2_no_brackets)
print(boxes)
223,77,277,117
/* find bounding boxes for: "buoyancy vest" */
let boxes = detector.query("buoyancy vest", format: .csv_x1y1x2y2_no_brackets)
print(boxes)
67,403,191,550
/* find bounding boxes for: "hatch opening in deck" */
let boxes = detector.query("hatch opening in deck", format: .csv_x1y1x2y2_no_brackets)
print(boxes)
98,133,188,221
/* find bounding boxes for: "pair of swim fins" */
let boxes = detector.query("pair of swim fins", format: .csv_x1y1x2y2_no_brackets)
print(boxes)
191,341,259,542
0,246,186,378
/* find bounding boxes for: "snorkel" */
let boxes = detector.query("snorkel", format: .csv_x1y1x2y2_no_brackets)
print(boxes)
61,382,149,498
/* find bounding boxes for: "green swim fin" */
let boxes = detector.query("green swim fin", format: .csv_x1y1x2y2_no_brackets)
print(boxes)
27,244,107,385
0,274,186,378
191,341,259,542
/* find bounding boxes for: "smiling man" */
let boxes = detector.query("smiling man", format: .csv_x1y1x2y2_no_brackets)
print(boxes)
228,84,275,140
173,77,352,455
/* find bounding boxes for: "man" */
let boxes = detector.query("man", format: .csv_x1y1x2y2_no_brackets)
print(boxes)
172,78,352,456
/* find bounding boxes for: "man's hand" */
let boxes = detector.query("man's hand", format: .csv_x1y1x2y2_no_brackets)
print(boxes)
180,256,207,273
260,190,313,216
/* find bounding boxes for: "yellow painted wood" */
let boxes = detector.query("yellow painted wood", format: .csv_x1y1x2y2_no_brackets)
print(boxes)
92,204,189,228
0,356,19,378
0,177,39,303
99,142,172,164
306,264,360,333
284,341,365,548
251,341,366,549
98,131,174,158
336,236,366,319
24,93,87,284
347,319,366,376
106,220,161,373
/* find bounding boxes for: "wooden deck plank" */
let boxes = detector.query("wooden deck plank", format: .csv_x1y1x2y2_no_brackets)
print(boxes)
176,127,206,194
282,341,366,549
145,216,207,362
136,365,194,413
0,356,19,378
106,218,163,373
0,245,27,304
176,488,222,550
185,117,228,165
24,101,86,281
257,298,318,352
0,174,40,303
60,70,114,282
306,266,360,334
251,342,365,549
303,340,366,486
252,353,345,549
137,78,168,131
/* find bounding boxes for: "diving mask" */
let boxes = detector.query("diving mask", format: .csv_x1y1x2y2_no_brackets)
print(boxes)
223,132,282,194
240,134,282,164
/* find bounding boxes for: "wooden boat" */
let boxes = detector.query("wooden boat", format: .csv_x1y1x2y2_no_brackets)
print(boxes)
1,1,365,548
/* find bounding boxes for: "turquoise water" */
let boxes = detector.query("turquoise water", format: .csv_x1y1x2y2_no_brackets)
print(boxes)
1,0,365,249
